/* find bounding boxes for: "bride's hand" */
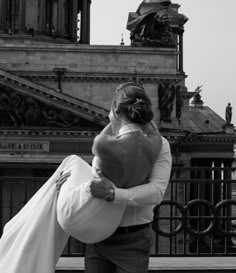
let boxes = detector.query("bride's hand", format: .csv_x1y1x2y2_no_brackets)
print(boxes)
90,170,114,199
56,171,71,192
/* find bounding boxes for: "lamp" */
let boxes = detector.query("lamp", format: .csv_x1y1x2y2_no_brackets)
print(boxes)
53,68,67,92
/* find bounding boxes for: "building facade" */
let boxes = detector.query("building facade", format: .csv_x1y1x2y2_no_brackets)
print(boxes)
0,0,91,42
0,0,235,256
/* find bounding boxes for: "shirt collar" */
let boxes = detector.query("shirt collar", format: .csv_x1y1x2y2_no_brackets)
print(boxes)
117,124,142,137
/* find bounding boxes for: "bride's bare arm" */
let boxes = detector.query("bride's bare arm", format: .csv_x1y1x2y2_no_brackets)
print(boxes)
99,123,113,136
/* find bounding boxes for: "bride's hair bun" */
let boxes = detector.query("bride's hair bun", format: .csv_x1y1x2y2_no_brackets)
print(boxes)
112,82,153,125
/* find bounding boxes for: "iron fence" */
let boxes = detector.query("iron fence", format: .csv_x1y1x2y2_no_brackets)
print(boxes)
1,166,236,257
152,166,236,256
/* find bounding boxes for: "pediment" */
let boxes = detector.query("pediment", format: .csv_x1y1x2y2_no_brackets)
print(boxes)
0,70,109,130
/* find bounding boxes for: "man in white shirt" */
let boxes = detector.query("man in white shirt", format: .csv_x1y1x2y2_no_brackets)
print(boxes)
56,81,172,272
87,136,172,273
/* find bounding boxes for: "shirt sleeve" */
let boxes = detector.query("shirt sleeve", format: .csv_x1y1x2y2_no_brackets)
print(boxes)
113,137,172,207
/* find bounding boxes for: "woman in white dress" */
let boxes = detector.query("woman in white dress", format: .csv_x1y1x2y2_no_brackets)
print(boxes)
0,82,162,273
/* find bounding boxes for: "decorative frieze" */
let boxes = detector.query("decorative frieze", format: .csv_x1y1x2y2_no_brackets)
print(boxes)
0,87,102,130
0,68,109,127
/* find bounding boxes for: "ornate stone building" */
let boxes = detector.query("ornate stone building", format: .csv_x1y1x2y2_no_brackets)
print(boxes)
0,0,91,42
0,0,235,255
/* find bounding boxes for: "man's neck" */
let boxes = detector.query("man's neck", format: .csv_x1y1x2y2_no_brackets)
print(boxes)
118,123,142,137
112,118,130,136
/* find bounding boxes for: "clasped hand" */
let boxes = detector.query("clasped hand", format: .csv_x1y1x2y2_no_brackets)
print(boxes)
90,169,114,199
56,169,114,199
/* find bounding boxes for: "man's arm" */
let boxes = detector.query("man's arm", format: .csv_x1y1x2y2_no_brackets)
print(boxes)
113,137,172,207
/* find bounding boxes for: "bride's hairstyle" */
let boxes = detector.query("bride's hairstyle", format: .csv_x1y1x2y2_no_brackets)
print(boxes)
112,82,154,125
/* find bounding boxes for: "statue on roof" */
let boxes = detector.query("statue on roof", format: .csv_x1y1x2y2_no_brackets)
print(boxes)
225,102,232,125
126,0,189,47
191,85,204,107
127,2,175,47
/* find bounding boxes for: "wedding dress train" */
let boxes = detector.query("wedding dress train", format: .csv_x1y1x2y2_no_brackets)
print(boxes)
0,155,126,273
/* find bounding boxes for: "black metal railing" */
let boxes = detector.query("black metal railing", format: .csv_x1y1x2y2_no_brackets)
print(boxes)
151,166,236,256
1,166,236,257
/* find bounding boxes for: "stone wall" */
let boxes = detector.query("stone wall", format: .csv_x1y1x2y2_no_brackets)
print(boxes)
0,41,186,123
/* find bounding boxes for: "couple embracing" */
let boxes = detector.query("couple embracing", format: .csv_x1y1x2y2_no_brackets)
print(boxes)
0,82,172,273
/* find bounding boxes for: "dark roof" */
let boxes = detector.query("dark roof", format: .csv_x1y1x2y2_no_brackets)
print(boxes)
184,106,225,134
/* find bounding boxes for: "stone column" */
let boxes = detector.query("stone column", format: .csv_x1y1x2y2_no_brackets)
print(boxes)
80,0,91,44
39,0,46,33
178,30,184,73
71,0,78,41
57,0,64,37
19,0,26,33
80,0,87,43
0,0,7,33
86,0,91,44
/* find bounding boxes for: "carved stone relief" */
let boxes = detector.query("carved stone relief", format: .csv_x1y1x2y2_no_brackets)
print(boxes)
0,88,101,130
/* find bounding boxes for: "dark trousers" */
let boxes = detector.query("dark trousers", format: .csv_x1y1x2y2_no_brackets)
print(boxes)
85,225,152,273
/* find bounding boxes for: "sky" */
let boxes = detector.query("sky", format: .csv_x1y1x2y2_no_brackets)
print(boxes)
90,0,236,125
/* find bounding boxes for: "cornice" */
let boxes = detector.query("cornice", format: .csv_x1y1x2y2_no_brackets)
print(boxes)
0,129,99,138
0,43,178,55
0,154,94,164
184,135,236,144
160,130,236,144
191,152,235,159
196,136,236,143
1,129,235,144
15,71,186,83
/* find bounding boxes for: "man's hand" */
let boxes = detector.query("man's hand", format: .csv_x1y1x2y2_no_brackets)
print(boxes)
90,170,114,199
56,171,71,192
